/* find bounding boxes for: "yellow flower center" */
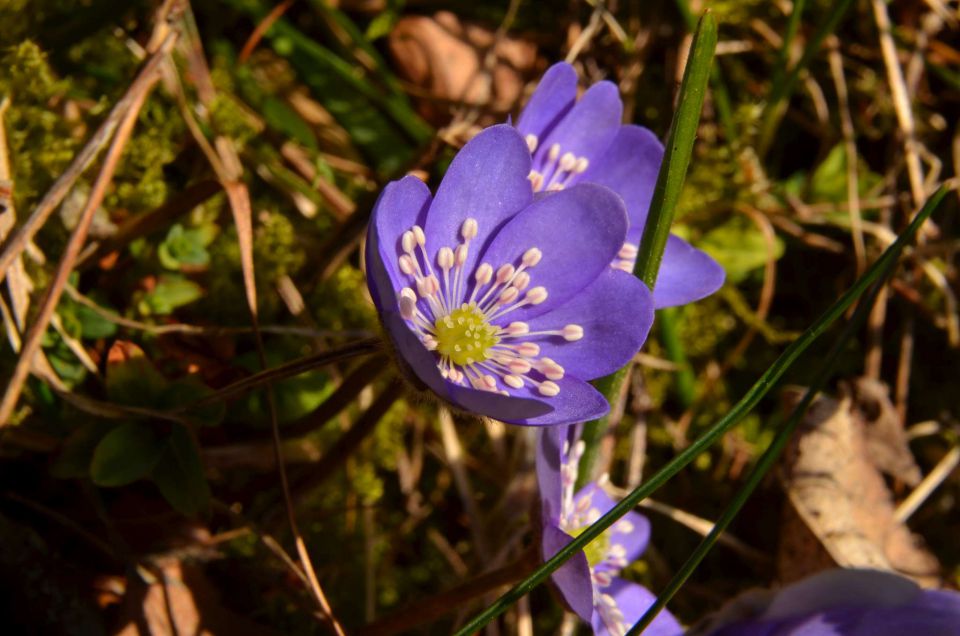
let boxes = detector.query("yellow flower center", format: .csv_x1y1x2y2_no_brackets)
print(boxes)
568,525,610,568
434,304,500,367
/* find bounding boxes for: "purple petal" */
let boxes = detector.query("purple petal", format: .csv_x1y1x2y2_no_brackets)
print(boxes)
536,425,569,524
538,80,623,169
494,375,610,426
543,524,594,622
445,381,553,422
382,311,449,396
423,125,533,283
516,62,578,141
763,569,920,621
523,269,653,380
579,125,663,243
653,235,725,308
366,176,433,311
592,578,683,636
478,183,628,322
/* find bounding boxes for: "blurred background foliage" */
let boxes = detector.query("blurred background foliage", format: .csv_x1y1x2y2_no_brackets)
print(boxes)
0,0,958,634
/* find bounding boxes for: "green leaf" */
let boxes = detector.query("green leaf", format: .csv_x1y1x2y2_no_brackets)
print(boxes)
90,422,165,487
105,341,167,406
51,420,115,479
700,217,785,283
158,376,225,426
137,275,203,316
261,97,318,150
158,224,211,271
232,350,332,424
151,424,210,516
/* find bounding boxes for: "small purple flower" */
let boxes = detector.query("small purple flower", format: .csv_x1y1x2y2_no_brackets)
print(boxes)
365,125,654,426
515,62,724,308
696,568,960,636
537,424,683,635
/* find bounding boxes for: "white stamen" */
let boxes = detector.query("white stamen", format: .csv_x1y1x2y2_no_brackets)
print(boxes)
401,230,417,254
522,247,543,267
525,286,548,305
437,246,454,270
475,263,493,285
399,254,416,275
504,321,528,336
454,244,468,266
618,242,638,259
516,342,540,357
538,381,560,396
503,374,524,389
525,133,538,153
546,182,564,191
575,157,589,173
417,275,440,297
548,143,560,161
513,271,530,290
612,259,632,272
615,520,635,534
498,287,519,305
508,359,532,374
495,264,515,284
528,170,544,191
399,288,417,319
461,218,478,240
539,358,565,380
559,152,576,172
562,324,584,341
412,225,426,246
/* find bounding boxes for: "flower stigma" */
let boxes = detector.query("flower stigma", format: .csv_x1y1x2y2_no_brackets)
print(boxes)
434,304,500,366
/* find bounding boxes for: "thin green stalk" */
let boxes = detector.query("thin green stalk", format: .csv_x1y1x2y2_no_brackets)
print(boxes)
628,217,915,634
578,11,718,488
453,186,945,636
633,12,717,288
770,0,808,98
577,365,631,490
758,0,856,155
659,307,695,408
674,0,736,142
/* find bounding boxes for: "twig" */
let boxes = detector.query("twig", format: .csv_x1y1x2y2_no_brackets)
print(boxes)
0,32,177,426
894,445,960,523
827,36,866,275
168,337,382,414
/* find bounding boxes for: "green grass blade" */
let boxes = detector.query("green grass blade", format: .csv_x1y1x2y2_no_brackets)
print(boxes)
453,185,946,636
627,230,910,634
758,0,855,155
577,10,717,488
633,11,717,289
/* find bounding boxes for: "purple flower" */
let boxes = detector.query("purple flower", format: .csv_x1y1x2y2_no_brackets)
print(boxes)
365,125,654,426
537,424,683,636
515,62,724,308
696,568,960,636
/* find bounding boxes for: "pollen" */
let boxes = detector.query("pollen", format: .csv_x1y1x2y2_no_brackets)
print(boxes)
434,304,500,367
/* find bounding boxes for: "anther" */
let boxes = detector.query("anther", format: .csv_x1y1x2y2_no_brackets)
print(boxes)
525,286,548,305
512,271,530,290
417,275,440,297
437,246,454,270
399,287,417,319
539,358,565,380
505,322,528,336
412,225,426,246
559,152,576,172
498,287,519,305
495,264,515,284
503,374,524,389
475,263,493,285
482,375,497,391
401,230,417,254
549,143,560,162
461,218,478,240
528,170,544,191
618,243,638,259
538,381,560,397
562,324,584,341
508,359,532,374
399,254,416,275
517,342,540,357
575,157,589,173
525,133,538,153
522,247,543,267
454,244,468,266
